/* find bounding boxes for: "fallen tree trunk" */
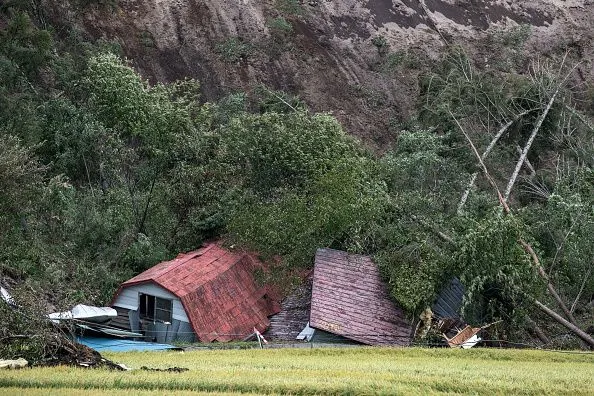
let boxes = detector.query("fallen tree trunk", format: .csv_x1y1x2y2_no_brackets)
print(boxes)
458,111,530,214
525,316,550,345
454,110,593,347
534,299,594,348
520,240,579,326
503,90,559,202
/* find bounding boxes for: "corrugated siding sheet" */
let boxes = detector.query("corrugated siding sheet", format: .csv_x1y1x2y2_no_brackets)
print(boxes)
110,306,131,331
432,278,465,319
310,248,412,346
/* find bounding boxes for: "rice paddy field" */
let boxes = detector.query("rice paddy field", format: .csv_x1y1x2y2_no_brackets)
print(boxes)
1,347,593,395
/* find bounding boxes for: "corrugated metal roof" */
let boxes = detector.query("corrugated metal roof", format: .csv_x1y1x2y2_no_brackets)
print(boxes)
309,248,412,346
112,243,281,342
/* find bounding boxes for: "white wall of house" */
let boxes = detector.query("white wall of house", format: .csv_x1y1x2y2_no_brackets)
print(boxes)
112,282,190,322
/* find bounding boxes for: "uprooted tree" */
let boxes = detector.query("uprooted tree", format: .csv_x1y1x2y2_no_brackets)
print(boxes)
224,46,594,347
415,48,594,347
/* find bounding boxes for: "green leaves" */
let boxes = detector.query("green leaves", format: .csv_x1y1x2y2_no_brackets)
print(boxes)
84,53,152,137
228,160,388,268
377,242,448,313
221,107,387,268
456,212,537,327
219,111,359,195
0,10,52,79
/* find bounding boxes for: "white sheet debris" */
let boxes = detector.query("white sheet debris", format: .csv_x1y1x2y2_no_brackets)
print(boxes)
49,304,117,323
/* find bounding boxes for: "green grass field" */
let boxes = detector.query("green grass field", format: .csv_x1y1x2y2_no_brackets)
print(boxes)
1,347,593,395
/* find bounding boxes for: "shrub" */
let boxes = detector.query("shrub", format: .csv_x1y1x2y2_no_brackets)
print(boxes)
372,35,389,56
215,37,253,63
267,17,293,36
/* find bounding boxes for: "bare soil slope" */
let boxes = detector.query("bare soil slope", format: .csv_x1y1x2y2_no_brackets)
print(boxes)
43,0,594,145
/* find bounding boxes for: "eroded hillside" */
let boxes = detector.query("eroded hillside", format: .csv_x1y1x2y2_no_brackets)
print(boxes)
40,0,594,146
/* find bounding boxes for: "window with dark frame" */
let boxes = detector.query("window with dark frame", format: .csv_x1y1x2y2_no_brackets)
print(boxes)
139,293,172,323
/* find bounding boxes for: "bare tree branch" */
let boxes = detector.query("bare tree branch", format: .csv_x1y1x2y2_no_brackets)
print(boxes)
503,90,559,202
565,104,594,134
418,0,450,46
457,111,531,214
515,145,536,176
504,54,579,202
450,111,510,212
410,214,456,246
261,87,298,112
570,265,592,315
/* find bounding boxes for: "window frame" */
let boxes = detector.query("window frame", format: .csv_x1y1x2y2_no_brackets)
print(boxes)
138,293,173,323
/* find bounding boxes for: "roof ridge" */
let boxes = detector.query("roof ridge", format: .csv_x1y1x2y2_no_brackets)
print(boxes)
156,243,217,281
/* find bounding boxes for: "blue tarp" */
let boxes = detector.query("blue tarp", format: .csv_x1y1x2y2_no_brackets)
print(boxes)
76,336,179,352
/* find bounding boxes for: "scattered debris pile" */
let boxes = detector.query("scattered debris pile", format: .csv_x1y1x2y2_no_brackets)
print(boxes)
265,276,312,342
415,278,505,349
443,325,482,349
42,336,126,370
49,303,142,339
1,283,125,369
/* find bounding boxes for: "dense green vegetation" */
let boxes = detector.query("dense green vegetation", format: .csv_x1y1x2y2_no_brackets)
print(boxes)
1,348,594,394
1,2,594,355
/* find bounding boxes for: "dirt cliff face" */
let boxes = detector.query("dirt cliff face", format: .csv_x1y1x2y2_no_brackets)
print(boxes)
43,0,594,146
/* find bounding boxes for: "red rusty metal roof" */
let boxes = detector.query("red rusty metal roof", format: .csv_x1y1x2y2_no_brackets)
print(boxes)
310,248,412,346
113,243,280,342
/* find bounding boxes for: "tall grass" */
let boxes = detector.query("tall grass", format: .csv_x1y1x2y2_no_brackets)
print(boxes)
1,348,593,395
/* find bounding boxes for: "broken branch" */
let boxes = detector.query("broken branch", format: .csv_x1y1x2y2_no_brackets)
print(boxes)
570,265,592,315
450,111,510,212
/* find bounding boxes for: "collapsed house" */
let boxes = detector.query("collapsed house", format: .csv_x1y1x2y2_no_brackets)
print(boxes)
266,248,413,346
110,243,280,343
431,278,484,348
265,276,313,341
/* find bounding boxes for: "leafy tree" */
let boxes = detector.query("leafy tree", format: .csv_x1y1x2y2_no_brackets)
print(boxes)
373,130,467,313
219,111,360,196
229,160,388,268
0,10,52,79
